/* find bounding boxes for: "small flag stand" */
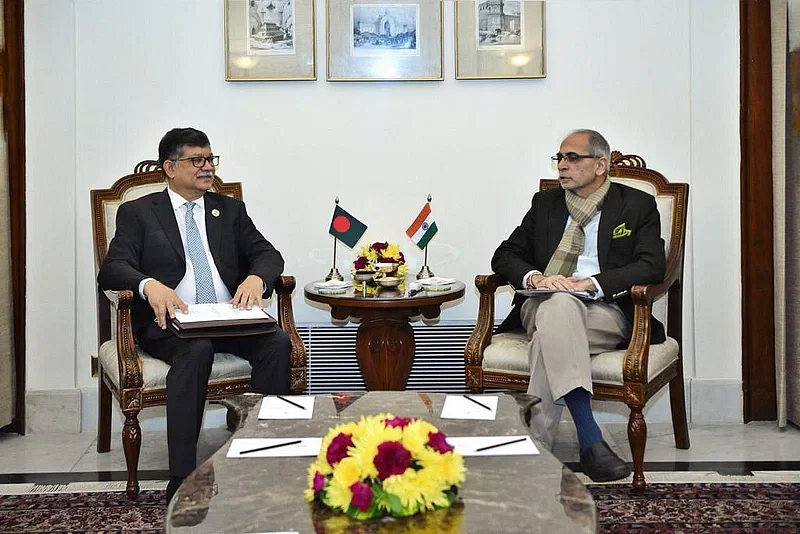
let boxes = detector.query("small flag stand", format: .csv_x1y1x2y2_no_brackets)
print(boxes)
416,195,435,279
326,198,344,281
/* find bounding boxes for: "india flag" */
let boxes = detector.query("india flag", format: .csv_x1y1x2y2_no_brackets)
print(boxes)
406,202,438,249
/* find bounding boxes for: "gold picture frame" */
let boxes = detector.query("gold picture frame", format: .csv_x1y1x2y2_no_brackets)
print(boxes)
225,0,317,81
326,0,443,82
455,0,546,80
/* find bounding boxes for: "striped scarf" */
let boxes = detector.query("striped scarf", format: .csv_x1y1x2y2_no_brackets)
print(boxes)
544,178,611,277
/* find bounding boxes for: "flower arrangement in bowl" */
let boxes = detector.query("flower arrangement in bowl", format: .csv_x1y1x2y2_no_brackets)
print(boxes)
352,242,407,294
304,414,466,520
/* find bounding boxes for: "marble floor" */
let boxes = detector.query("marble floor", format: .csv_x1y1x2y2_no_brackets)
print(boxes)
1,418,799,489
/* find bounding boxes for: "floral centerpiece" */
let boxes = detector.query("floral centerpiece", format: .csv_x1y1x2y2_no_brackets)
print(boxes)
352,241,407,294
305,414,466,520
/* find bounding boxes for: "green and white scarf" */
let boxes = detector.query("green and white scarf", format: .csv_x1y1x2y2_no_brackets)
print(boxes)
544,178,611,277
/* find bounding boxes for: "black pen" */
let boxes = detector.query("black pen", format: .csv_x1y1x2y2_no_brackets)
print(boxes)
475,437,527,452
276,395,306,410
463,395,492,411
240,439,302,455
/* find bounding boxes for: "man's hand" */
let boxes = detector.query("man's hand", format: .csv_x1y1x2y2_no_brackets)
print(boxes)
530,273,595,292
231,274,264,310
144,280,188,330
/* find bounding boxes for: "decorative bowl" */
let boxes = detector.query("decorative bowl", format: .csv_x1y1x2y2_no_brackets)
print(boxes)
375,276,403,288
374,262,399,274
353,271,375,283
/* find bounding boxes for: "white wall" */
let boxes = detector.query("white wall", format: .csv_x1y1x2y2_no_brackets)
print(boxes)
24,0,742,424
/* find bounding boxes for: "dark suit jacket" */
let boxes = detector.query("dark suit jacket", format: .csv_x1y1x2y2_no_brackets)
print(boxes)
97,190,284,334
491,181,667,344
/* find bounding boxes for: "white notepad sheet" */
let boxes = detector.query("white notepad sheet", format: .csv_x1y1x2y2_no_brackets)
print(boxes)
440,395,499,420
227,438,323,458
258,396,315,419
446,436,539,456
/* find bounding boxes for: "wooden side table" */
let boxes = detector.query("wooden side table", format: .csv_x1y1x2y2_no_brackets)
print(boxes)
304,281,465,390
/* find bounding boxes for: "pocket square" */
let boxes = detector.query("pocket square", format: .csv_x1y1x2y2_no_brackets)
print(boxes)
612,223,632,239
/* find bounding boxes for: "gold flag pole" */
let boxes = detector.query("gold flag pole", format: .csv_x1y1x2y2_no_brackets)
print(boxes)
326,197,344,281
416,194,435,280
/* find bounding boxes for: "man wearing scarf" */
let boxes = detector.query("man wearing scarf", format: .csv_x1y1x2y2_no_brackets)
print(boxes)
492,129,666,482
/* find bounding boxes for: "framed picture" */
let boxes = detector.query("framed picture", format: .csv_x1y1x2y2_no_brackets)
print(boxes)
225,0,316,81
327,0,443,81
455,0,545,80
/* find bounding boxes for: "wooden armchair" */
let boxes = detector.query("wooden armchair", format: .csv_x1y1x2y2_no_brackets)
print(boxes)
91,161,307,498
464,152,690,490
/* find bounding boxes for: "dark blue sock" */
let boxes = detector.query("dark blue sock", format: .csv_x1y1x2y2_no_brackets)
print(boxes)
563,388,602,452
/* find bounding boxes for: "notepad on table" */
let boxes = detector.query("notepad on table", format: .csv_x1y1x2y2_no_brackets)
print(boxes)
440,395,499,420
445,436,539,456
258,396,315,419
227,438,322,458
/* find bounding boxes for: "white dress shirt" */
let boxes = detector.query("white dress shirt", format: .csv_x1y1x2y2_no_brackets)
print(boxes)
138,188,233,304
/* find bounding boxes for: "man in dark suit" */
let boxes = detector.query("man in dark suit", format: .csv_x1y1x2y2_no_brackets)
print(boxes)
492,129,665,482
98,127,291,501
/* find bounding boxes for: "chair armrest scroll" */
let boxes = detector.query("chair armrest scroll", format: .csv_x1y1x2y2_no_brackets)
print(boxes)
465,273,507,366
275,275,307,393
622,284,656,386
104,289,135,309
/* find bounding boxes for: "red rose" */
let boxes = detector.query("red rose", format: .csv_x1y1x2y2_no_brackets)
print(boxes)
326,433,353,465
399,252,406,263
313,471,326,493
384,416,415,428
372,242,389,251
427,431,454,454
374,441,411,480
349,481,373,511
354,257,369,270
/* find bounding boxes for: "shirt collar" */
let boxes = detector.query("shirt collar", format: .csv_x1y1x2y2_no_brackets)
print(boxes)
167,187,205,212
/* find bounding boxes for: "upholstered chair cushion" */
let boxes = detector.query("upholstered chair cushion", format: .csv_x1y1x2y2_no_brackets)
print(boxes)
98,340,252,391
482,330,680,386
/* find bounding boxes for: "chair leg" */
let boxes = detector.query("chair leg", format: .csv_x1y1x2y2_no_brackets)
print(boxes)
97,375,112,453
122,411,142,499
627,404,647,492
668,372,691,450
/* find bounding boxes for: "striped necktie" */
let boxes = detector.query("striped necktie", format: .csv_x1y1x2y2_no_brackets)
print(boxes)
184,201,216,304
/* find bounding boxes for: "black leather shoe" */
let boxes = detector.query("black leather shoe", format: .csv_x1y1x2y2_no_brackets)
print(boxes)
166,476,185,503
579,440,631,482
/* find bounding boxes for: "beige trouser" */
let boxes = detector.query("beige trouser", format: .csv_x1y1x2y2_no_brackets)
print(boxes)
521,293,629,448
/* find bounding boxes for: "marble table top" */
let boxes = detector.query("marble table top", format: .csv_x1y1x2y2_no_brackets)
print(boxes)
166,392,596,533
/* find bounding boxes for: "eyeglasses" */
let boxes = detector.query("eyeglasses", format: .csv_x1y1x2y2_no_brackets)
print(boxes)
551,152,599,163
172,155,220,168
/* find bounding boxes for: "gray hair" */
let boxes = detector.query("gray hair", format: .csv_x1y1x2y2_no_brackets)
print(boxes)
569,129,611,161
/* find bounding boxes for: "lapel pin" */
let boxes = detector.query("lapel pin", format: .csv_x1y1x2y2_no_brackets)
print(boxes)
212,209,220,217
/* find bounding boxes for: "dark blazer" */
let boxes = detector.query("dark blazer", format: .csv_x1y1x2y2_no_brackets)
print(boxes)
491,181,667,344
97,190,284,333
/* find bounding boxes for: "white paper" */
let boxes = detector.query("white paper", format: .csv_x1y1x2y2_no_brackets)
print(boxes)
227,438,323,458
174,303,269,323
446,436,539,457
419,276,456,286
258,396,315,419
440,395,498,420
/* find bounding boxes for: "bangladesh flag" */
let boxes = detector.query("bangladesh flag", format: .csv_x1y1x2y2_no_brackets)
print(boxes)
406,202,438,249
329,205,367,248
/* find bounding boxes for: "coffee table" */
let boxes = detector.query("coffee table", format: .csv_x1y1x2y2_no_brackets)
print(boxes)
304,281,465,390
166,392,596,533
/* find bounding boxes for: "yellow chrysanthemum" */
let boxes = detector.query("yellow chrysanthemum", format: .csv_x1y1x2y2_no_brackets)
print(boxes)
303,487,315,502
401,420,438,456
383,243,401,261
348,415,402,479
382,469,426,514
325,457,361,511
421,450,466,487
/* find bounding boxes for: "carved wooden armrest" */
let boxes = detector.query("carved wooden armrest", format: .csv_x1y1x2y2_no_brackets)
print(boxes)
107,290,145,395
275,275,307,371
465,273,508,366
622,283,657,386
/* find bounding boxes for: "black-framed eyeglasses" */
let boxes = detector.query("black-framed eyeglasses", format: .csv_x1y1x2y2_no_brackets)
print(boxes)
551,152,599,163
172,155,220,168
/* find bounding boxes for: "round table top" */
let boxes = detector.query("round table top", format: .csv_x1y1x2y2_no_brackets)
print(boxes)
304,279,466,309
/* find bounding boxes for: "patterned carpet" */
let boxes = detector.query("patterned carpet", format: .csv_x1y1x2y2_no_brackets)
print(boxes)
588,482,800,533
0,483,799,533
